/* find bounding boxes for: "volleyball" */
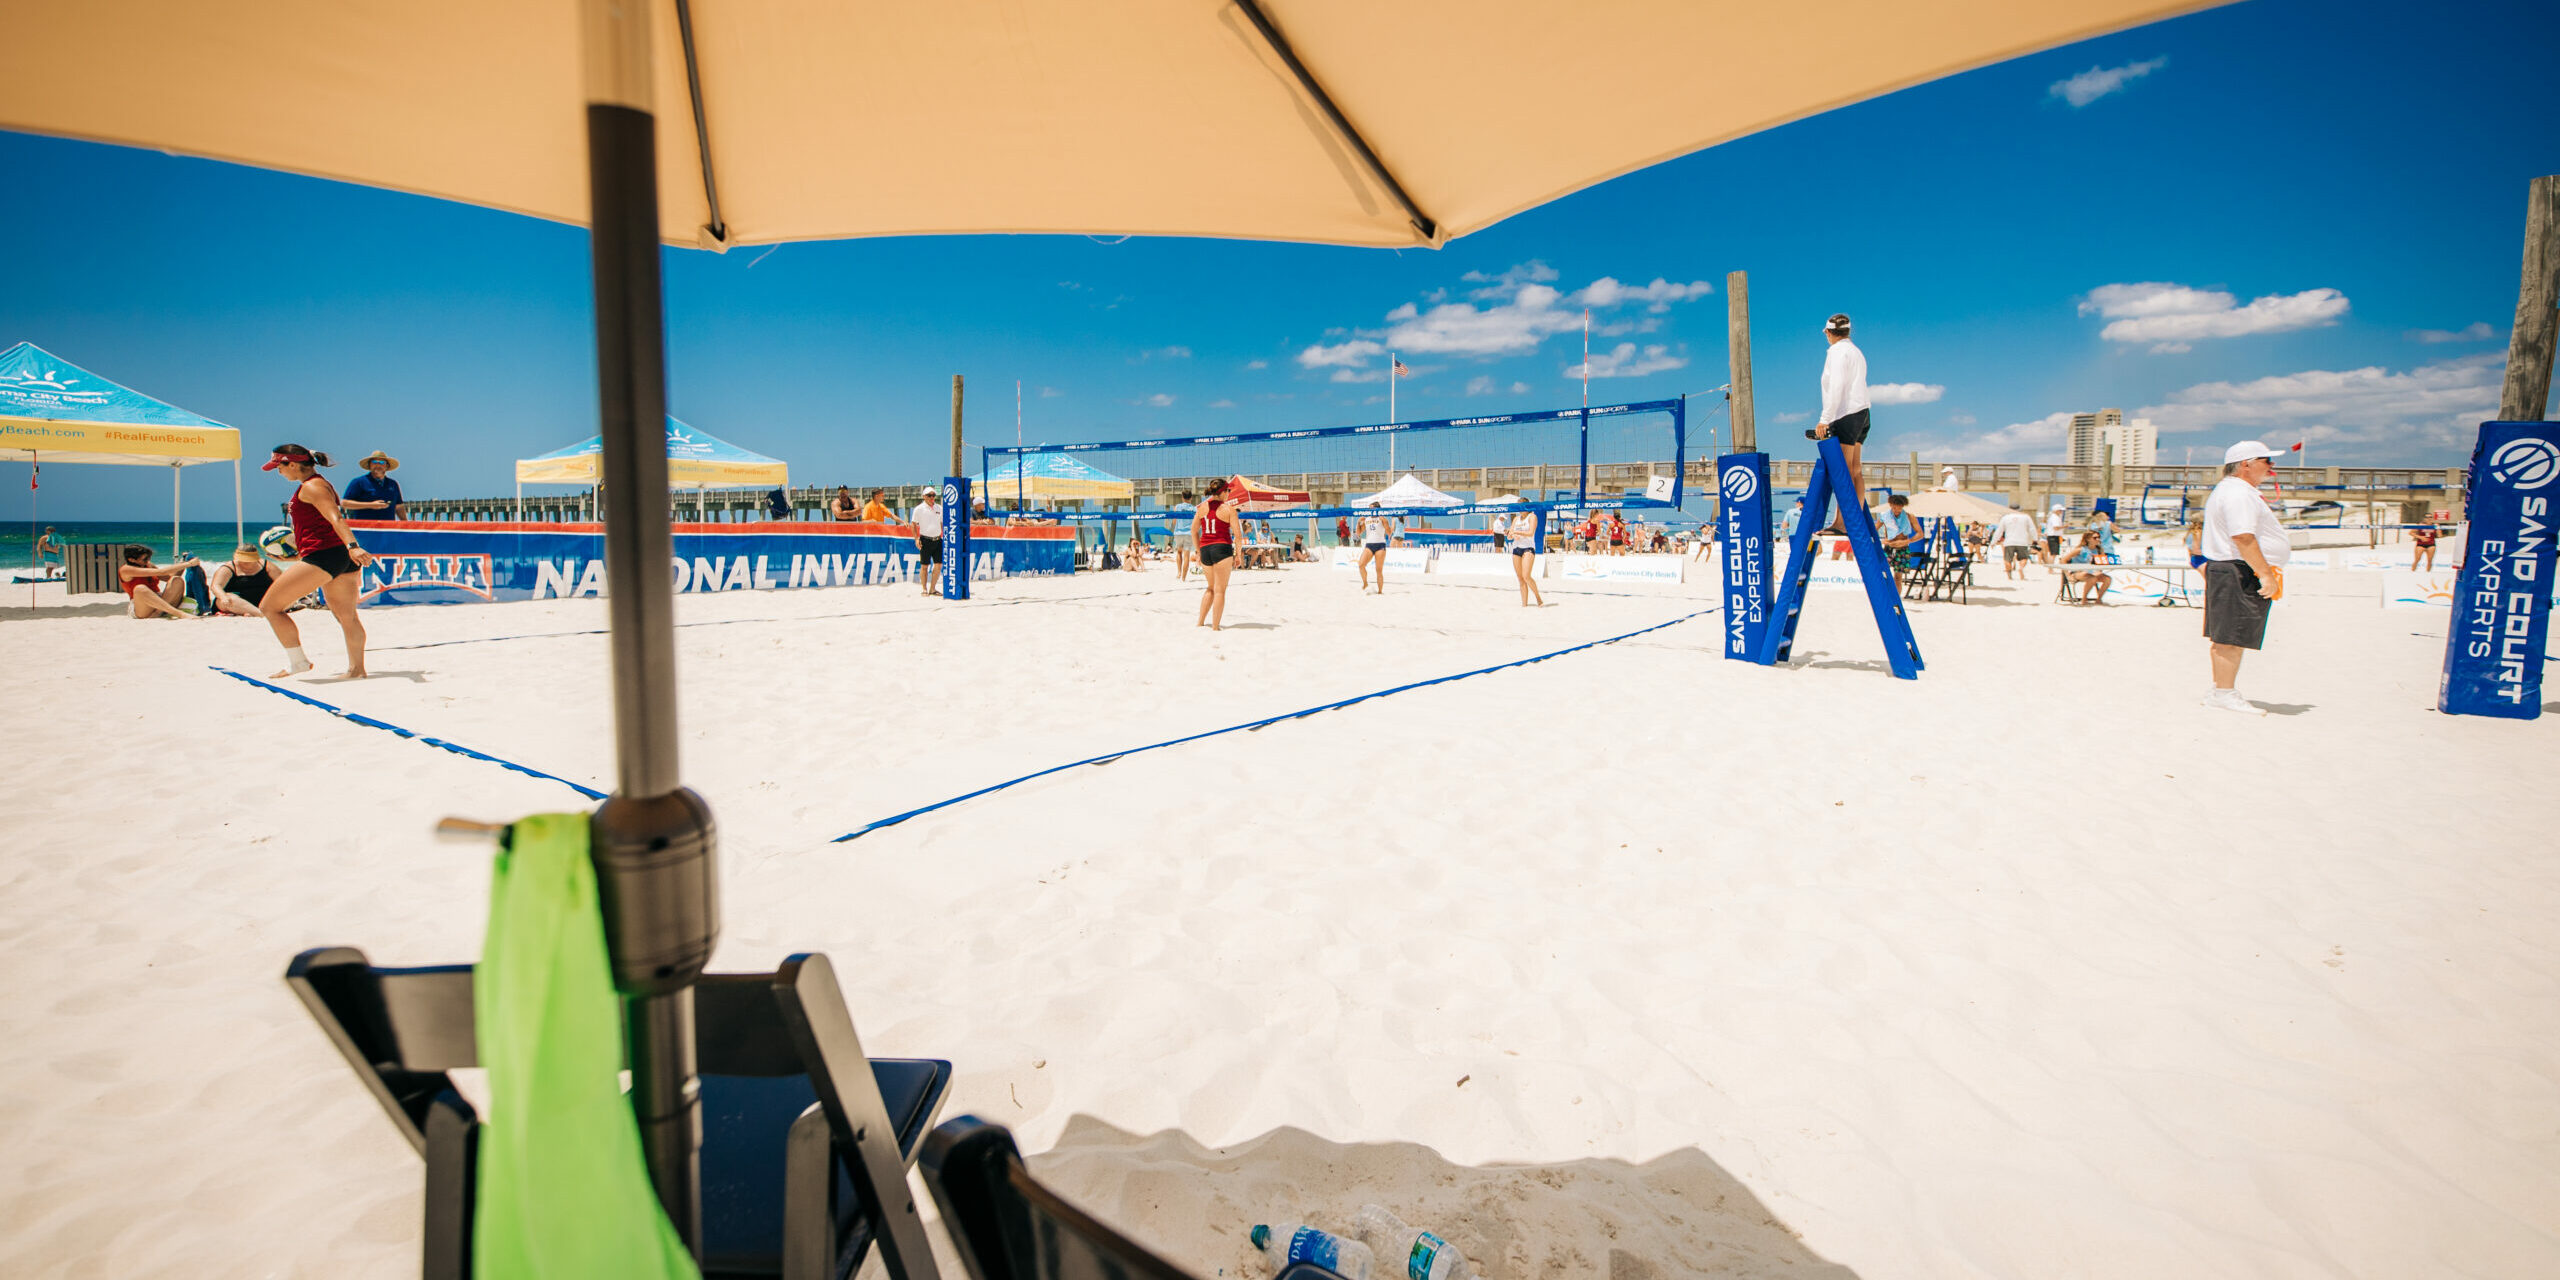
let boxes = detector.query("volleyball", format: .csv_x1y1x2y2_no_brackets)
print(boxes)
258,524,297,560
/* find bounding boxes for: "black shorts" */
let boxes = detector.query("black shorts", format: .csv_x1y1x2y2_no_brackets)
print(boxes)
1824,407,1872,446
917,536,943,565
1199,543,1233,567
1512,546,1536,557
2045,535,2062,554
2203,560,2272,649
304,545,360,578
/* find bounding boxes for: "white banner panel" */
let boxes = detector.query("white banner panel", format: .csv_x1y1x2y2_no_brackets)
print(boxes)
2383,569,2458,609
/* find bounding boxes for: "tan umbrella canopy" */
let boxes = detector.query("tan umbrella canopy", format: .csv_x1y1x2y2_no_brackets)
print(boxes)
1905,489,2014,523
4,0,2217,251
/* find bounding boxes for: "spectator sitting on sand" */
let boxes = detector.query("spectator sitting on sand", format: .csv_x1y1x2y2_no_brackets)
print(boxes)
117,544,203,619
1877,494,1919,580
1125,532,1146,571
204,545,283,616
2062,531,2112,604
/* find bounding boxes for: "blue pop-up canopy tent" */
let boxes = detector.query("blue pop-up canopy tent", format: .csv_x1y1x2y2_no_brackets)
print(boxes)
1,341,245,556
515,416,789,518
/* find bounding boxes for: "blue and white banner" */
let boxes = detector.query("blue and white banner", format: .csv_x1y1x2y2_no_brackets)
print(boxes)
1718,452,1771,659
2440,422,2558,718
351,521,1074,607
941,477,972,600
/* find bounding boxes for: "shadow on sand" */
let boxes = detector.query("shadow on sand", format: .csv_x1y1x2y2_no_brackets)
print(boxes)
1027,1115,1860,1280
0,601,138,621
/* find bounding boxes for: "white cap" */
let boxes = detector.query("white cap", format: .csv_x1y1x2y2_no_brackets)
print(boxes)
2223,440,2280,465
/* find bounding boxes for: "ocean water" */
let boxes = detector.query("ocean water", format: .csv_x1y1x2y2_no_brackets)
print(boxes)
1,521,266,571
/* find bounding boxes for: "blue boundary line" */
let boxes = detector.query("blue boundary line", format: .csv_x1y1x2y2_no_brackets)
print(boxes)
831,603,1718,843
207,666,607,800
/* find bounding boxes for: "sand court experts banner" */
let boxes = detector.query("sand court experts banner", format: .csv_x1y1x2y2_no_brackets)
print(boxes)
2439,422,2559,718
349,521,1074,607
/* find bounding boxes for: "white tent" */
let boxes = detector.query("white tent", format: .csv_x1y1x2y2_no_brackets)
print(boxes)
1352,474,1462,509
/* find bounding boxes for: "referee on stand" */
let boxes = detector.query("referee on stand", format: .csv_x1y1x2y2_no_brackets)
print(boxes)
1808,313,1871,507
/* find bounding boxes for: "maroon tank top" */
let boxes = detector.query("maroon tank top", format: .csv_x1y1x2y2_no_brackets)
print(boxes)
290,481,345,555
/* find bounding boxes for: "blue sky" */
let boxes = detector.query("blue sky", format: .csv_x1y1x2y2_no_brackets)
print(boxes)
4,0,2555,521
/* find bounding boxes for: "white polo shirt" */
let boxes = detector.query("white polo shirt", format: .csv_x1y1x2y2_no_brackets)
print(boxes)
1997,511,2038,546
912,500,943,535
2200,476,2290,565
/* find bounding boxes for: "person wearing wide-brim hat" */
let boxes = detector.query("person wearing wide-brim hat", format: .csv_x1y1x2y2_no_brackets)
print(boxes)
342,450,405,520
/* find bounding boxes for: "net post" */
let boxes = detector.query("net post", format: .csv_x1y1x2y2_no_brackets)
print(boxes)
941,476,971,599
1673,394,1688,507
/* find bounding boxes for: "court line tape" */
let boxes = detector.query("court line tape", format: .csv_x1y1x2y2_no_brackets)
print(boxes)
831,603,1719,843
207,666,607,800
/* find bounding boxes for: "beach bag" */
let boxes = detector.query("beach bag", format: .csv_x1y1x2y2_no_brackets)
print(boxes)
473,813,701,1280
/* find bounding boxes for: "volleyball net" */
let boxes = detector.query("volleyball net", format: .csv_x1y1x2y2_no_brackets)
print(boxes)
980,397,1688,525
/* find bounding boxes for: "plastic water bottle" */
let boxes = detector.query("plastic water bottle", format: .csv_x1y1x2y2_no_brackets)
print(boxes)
1250,1223,1374,1278
1351,1205,1469,1280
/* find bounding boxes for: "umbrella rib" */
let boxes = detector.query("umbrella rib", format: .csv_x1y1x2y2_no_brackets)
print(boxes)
1229,0,1438,245
675,0,727,245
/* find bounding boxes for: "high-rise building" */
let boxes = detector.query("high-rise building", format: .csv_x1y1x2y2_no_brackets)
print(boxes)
2068,409,2155,468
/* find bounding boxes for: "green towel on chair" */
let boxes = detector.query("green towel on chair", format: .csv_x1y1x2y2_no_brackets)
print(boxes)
474,812,703,1280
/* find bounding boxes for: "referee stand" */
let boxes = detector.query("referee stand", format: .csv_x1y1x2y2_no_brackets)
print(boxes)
1751,437,1924,680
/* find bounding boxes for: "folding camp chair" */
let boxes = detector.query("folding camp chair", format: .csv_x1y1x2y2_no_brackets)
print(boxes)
922,1116,1349,1280
288,947,950,1280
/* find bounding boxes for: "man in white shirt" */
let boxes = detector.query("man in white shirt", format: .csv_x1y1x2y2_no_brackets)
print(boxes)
1808,313,1871,503
2198,440,2292,715
1996,503,2039,581
911,489,945,596
2040,502,2067,566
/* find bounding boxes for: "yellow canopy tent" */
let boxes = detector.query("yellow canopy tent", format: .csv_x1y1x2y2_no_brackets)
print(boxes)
0,341,245,559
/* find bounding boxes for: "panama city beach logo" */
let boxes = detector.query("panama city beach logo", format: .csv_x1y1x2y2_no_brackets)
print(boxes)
1720,464,1759,504
360,553,495,601
0,364,110,406
2485,437,2560,491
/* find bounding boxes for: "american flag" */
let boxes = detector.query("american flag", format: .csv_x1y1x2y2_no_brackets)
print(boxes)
1391,357,1411,379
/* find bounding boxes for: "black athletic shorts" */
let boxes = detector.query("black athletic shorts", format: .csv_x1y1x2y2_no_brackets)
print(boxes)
2045,535,2063,555
304,545,360,578
1824,407,1872,446
917,536,943,565
2203,559,2271,649
1199,543,1233,567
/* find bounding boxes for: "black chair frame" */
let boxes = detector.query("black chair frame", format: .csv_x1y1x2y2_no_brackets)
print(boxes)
288,946,949,1280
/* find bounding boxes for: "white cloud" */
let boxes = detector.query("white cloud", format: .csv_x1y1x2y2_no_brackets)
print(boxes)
1567,342,1687,379
2135,353,2503,456
2050,56,2167,108
1464,375,1500,396
2407,322,2496,344
1208,398,1236,409
1460,261,1561,298
1244,358,1270,370
1510,381,1530,394
1331,368,1386,384
1038,386,1064,398
1948,413,1977,426
1298,338,1384,368
1869,382,1945,406
1575,276,1713,313
1143,393,1176,408
1133,345,1191,362
2081,281,2349,350
1298,262,1715,370
1771,410,1810,424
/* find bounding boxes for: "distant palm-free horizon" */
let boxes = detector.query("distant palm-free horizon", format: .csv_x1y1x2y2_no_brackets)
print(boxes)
2,0,2553,522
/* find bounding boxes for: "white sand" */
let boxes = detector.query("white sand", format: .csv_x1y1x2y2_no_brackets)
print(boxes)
1,560,2553,1278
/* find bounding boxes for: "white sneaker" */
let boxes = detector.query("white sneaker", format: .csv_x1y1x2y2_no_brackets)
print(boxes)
2201,688,2265,716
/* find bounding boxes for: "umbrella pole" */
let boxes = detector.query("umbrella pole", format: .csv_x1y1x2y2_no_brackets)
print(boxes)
233,458,243,550
172,463,182,560
578,0,714,1255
